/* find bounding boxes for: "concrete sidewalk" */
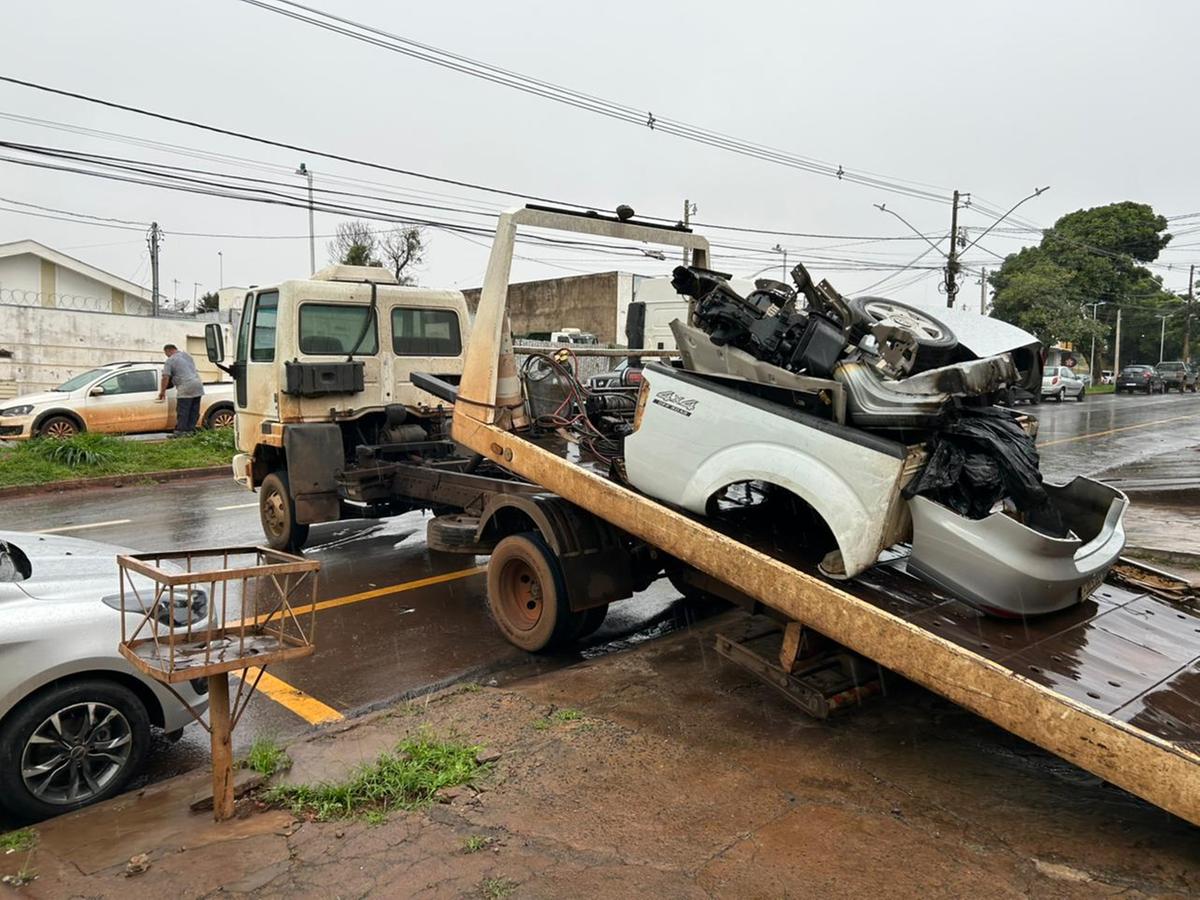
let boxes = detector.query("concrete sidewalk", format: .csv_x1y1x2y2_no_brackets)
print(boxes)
3,613,1196,899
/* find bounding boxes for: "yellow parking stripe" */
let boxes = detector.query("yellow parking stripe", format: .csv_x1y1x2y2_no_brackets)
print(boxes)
1037,412,1200,448
234,667,344,725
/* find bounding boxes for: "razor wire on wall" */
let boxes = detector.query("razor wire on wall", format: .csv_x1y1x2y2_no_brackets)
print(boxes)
0,286,151,314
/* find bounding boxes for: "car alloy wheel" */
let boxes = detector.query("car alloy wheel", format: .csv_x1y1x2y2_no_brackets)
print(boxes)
21,702,133,805
207,408,236,429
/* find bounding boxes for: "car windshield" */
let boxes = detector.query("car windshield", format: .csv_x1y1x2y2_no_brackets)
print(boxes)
54,367,112,391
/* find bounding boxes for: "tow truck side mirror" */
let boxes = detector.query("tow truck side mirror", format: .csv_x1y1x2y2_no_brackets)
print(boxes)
205,323,225,363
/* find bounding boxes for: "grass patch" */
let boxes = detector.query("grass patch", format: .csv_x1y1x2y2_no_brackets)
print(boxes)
244,736,290,778
1086,384,1115,394
0,429,234,487
0,828,36,853
266,732,482,821
480,877,517,898
463,834,490,853
533,708,583,730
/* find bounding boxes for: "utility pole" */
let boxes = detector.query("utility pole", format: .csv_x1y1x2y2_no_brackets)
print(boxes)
944,189,961,309
979,267,988,314
1088,301,1105,383
1156,314,1170,363
173,278,179,308
681,199,697,265
773,243,787,282
148,222,161,318
1186,263,1194,363
218,250,224,288
1114,307,1122,376
297,162,315,273
193,282,201,313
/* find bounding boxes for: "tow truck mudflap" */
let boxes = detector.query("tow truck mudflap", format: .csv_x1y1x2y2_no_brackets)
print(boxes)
284,424,344,524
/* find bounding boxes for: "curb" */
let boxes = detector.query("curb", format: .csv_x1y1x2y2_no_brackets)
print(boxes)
0,465,230,500
1124,545,1200,570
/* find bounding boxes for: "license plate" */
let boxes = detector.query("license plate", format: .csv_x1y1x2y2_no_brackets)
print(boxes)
1080,571,1106,601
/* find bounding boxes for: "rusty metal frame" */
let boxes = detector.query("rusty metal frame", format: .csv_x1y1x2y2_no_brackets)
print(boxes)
452,207,1200,826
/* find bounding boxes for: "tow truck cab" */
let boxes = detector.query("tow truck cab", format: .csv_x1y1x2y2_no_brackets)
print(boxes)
205,265,471,539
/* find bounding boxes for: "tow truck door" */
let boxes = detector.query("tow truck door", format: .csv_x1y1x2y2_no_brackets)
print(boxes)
233,289,278,438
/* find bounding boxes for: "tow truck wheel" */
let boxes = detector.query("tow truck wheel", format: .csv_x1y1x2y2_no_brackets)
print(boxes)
487,532,578,653
260,471,309,552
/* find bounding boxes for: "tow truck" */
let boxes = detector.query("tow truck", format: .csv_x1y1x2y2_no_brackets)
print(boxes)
449,206,1200,827
211,208,1200,826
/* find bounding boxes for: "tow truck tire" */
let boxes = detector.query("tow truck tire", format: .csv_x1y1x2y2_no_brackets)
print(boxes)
486,532,578,653
260,471,309,552
427,514,497,555
573,604,608,641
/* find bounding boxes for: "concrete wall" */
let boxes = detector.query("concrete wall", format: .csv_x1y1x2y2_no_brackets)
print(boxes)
0,305,234,396
0,255,42,305
463,271,629,344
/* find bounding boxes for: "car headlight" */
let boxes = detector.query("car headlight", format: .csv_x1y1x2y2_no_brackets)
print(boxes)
0,405,33,417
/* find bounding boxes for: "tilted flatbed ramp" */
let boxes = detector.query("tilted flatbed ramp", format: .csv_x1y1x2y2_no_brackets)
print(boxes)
453,206,1200,826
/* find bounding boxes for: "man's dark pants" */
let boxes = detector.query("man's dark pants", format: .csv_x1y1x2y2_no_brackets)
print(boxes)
175,397,201,434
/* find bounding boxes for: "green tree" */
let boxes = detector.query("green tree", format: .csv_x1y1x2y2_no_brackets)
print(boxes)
380,225,426,285
198,291,220,312
988,202,1175,357
328,220,380,267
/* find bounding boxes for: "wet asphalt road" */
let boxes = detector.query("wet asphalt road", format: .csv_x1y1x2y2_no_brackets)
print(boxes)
2,387,1199,816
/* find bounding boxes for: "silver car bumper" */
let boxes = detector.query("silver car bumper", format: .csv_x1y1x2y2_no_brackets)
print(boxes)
908,476,1128,616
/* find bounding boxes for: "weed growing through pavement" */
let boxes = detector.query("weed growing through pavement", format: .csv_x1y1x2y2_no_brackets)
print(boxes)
480,877,517,898
244,736,291,778
364,810,388,827
266,730,484,820
0,829,36,853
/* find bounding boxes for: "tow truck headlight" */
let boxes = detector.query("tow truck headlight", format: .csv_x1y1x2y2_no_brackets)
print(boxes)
0,405,32,417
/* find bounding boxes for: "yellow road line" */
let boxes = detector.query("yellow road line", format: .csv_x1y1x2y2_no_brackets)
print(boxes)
227,565,486,721
238,564,487,627
1037,413,1200,448
233,667,344,725
35,519,132,534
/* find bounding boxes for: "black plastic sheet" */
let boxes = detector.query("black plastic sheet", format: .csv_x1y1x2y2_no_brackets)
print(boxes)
904,407,1066,536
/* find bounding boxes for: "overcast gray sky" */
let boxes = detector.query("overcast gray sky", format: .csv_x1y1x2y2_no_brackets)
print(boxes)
2,0,1198,310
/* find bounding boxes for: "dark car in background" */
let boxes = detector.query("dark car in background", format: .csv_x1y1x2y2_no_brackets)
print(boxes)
1156,361,1198,392
1114,364,1165,394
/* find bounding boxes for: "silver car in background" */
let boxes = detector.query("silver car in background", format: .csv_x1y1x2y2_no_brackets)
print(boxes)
0,532,208,822
1042,365,1086,402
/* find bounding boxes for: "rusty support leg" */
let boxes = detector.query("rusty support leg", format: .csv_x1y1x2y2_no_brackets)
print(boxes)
207,673,235,822
779,621,804,674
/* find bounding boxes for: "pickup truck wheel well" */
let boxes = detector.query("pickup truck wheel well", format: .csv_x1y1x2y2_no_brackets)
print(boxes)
705,481,840,566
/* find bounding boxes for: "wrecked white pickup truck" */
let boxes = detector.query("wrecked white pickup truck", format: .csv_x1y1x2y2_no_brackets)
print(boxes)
622,264,1128,617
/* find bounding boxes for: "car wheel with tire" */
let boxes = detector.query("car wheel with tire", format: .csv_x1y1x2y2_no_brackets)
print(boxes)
1054,388,1065,402
259,471,309,552
486,531,579,653
0,678,151,822
846,297,958,370
37,415,81,439
1076,387,1086,402
204,406,236,429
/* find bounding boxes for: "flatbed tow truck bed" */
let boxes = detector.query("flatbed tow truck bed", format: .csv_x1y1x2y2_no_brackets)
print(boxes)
451,205,1200,826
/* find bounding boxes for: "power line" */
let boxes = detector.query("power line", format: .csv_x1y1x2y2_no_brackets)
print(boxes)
234,0,955,206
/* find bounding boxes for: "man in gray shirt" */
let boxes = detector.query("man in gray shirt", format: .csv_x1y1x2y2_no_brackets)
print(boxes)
159,344,205,435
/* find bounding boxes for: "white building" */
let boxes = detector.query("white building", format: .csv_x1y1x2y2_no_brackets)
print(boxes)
0,240,232,398
0,239,153,315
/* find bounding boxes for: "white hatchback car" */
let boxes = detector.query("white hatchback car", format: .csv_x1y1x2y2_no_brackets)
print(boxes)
0,532,208,822
1041,365,1086,402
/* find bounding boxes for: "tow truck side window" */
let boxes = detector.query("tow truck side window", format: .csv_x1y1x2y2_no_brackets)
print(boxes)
298,303,378,355
391,308,462,356
251,291,279,362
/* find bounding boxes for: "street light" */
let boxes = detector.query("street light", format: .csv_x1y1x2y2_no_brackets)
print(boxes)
772,243,788,282
1156,313,1172,363
218,250,223,288
296,162,315,274
1087,301,1107,383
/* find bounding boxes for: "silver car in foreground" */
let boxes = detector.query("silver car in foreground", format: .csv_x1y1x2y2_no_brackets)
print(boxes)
0,531,208,822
